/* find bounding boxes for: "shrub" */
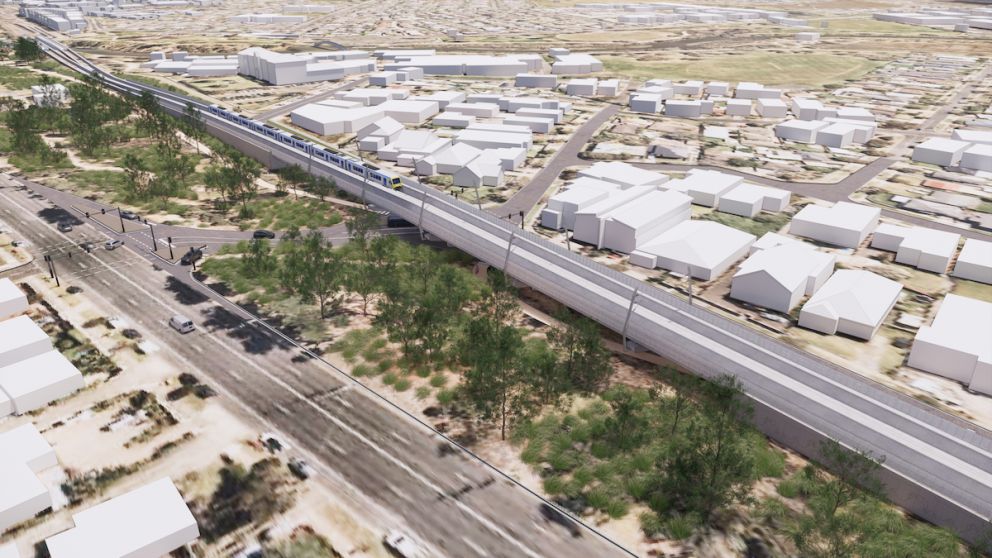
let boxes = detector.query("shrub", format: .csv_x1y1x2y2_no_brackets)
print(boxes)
415,386,431,400
429,374,447,388
394,378,411,392
664,513,700,540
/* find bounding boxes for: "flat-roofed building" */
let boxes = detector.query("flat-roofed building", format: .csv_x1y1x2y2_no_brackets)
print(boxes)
630,94,663,113
718,183,791,217
515,74,558,89
45,478,199,558
455,129,532,149
731,243,835,312
908,293,992,394
577,161,669,189
664,100,703,118
516,107,564,124
791,98,824,120
951,129,992,145
0,542,19,558
775,119,830,144
789,202,880,248
756,98,788,118
961,143,992,171
601,190,692,253
665,169,742,207
0,316,51,368
725,98,752,117
798,269,902,340
672,80,704,96
444,102,501,118
542,178,618,230
0,424,58,532
550,53,603,74
816,122,859,148
952,238,992,284
0,279,28,321
573,186,656,247
0,350,85,415
504,115,555,133
416,91,466,109
566,78,598,96
432,112,475,128
912,138,971,167
290,105,385,135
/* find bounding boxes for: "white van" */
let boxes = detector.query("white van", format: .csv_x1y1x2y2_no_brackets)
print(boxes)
168,315,195,334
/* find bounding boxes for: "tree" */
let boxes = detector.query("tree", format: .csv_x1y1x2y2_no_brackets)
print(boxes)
205,148,262,216
457,270,525,440
182,102,206,155
652,375,755,521
658,367,696,436
13,37,43,61
281,231,343,319
519,338,568,407
306,174,336,201
792,441,887,558
345,208,381,252
277,164,309,200
242,238,276,278
121,153,154,199
547,312,611,393
604,386,648,451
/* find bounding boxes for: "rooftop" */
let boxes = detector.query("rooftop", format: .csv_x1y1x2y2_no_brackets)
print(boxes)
801,269,902,326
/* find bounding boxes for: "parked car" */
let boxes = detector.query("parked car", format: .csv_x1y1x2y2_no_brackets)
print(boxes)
180,247,203,266
57,222,73,232
252,229,276,239
104,239,124,250
168,315,195,334
119,210,139,220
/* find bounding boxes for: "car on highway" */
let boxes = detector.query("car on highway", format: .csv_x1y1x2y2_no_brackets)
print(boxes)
119,210,140,220
57,222,73,232
168,315,195,334
287,458,314,480
252,229,276,239
104,239,124,250
383,531,422,558
180,247,203,266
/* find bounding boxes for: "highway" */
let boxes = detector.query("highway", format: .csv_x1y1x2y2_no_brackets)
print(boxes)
0,178,631,558
32,35,992,544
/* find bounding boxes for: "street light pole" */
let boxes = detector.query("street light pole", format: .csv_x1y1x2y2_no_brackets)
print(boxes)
148,222,157,248
117,206,125,233
358,148,369,208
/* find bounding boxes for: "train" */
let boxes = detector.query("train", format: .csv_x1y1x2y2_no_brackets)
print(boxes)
206,104,404,190
35,35,403,191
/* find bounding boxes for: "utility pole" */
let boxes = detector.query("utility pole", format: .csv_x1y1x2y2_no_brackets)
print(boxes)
148,222,157,248
358,149,369,208
519,210,524,230
117,206,125,233
687,270,693,306
167,236,174,260
475,187,482,211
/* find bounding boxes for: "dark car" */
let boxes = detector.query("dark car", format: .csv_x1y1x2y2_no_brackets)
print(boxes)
119,210,139,221
540,503,582,537
180,247,203,266
386,215,413,228
252,229,276,239
57,222,73,232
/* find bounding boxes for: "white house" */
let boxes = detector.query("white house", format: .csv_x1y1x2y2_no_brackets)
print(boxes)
444,102,501,118
356,117,404,151
750,231,806,255
630,94,664,113
725,99,752,117
798,269,902,340
600,190,692,253
951,129,992,145
542,178,618,230
431,112,475,128
871,224,960,273
791,98,824,120
453,157,504,188
665,169,742,207
573,186,656,246
0,279,28,321
578,161,669,189
377,99,440,124
961,143,992,171
45,478,199,558
731,243,835,312
672,80,704,96
912,138,971,167
0,542,19,558
0,316,51,368
566,78,598,96
516,107,564,124
706,81,730,96
756,98,788,118
430,142,482,174
455,129,532,149
0,350,85,415
377,130,450,163
717,183,791,217
416,91,466,109
789,202,880,248
516,74,558,89
290,105,385,135
951,238,992,284
0,424,58,532
816,123,859,148
907,294,991,395
634,220,756,280
664,100,703,118
775,120,830,144
504,115,555,134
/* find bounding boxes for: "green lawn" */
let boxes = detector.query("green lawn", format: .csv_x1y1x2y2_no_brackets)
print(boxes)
700,210,792,238
245,197,343,231
0,64,55,90
602,53,885,87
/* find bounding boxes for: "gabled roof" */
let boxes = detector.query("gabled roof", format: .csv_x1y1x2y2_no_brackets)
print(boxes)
433,142,482,166
801,269,901,325
735,244,834,291
639,221,755,268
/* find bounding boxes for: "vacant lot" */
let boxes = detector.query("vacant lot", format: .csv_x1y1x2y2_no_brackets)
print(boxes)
602,53,885,87
814,17,959,36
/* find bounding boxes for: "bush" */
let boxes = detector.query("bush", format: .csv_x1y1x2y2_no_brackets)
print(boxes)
382,372,398,385
664,513,700,540
352,364,372,377
394,378,411,392
437,389,456,405
429,374,447,388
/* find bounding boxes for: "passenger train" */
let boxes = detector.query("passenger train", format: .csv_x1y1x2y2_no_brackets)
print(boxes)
205,105,403,190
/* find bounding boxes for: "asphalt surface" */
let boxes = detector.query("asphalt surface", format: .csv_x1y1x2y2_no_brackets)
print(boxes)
499,104,621,217
0,179,633,558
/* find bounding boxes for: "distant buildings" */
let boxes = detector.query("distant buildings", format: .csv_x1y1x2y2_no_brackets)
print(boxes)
238,47,375,85
914,131,992,171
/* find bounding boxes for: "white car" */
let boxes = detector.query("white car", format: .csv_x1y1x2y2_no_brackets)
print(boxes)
104,239,124,250
383,531,422,558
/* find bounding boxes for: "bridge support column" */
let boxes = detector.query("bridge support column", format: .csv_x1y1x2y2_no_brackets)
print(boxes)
502,232,516,271
621,287,639,349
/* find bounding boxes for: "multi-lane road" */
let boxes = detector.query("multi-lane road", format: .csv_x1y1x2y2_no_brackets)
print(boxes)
24,34,992,546
0,177,633,558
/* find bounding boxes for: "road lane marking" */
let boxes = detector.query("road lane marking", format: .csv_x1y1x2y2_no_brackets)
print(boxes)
462,537,489,557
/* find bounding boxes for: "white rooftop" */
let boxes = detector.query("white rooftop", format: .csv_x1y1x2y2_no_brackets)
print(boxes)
0,542,20,558
0,350,85,414
801,269,902,328
952,129,992,145
916,137,971,154
578,161,669,188
0,423,57,533
915,294,992,365
608,189,692,229
751,231,806,253
792,201,880,230
735,243,834,293
554,177,619,204
0,278,28,320
45,478,199,558
638,220,756,270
